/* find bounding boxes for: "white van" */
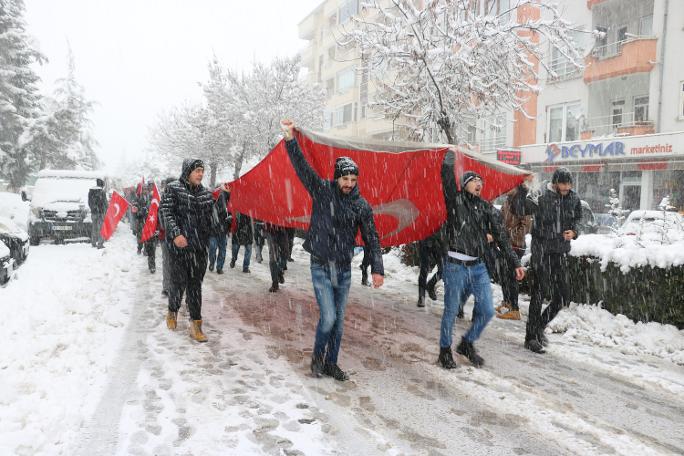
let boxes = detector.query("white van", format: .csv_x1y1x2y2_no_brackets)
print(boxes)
28,170,107,244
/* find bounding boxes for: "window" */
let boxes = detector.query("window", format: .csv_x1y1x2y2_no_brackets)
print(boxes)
634,96,649,123
617,26,628,43
482,114,506,153
328,14,337,27
549,30,584,81
639,15,653,36
612,99,625,128
325,78,335,99
333,103,353,127
338,0,358,25
548,102,581,142
335,66,355,94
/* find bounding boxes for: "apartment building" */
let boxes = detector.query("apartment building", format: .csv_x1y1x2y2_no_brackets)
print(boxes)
298,0,684,211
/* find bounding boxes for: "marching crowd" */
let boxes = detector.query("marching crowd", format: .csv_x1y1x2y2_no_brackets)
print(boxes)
89,120,582,381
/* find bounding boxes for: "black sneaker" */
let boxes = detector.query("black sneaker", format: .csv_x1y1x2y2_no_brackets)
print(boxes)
208,264,214,271
427,285,437,301
438,347,458,369
216,269,224,275
323,363,349,381
229,259,236,269
525,338,545,354
242,268,250,273
269,283,279,292
310,356,324,378
278,272,285,284
417,297,425,308
456,339,484,367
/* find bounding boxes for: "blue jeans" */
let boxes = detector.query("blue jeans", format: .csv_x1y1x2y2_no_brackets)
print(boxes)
311,262,352,365
208,235,227,270
231,242,252,270
440,260,494,348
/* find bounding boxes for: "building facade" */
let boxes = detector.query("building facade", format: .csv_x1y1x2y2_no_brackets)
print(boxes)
298,0,684,212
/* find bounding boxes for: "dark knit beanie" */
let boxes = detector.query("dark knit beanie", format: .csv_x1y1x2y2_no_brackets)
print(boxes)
334,156,359,179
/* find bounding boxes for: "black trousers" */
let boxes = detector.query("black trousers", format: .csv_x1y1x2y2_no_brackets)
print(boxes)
144,239,157,270
286,228,295,259
267,231,289,284
527,252,570,340
161,240,171,293
499,249,524,310
418,241,443,299
168,248,208,321
91,213,105,247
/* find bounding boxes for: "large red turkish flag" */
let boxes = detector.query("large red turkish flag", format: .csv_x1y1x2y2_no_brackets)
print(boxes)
226,129,530,247
140,183,161,242
100,191,129,240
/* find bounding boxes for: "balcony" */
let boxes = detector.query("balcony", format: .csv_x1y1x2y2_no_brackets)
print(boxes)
581,111,655,139
584,38,657,83
586,0,608,8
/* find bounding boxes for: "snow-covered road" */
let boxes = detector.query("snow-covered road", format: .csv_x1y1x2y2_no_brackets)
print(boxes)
2,226,683,455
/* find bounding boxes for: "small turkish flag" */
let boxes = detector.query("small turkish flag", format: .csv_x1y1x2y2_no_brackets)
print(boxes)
140,183,161,242
100,191,129,240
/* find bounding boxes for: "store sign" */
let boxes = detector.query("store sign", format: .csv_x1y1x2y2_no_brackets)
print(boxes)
545,141,626,162
521,131,684,165
496,149,521,165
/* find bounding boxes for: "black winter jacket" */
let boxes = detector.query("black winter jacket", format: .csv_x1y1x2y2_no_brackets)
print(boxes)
511,183,582,254
232,212,253,245
440,150,520,268
160,159,213,253
210,191,231,236
88,187,108,215
285,138,384,275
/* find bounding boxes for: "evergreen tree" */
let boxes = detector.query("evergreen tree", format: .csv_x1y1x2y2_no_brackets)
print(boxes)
0,0,46,189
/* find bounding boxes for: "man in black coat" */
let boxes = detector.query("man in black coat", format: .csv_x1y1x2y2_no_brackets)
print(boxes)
438,151,524,369
208,190,230,274
417,230,443,307
282,119,384,382
160,159,215,343
88,178,108,249
264,223,289,292
511,168,582,353
230,212,253,273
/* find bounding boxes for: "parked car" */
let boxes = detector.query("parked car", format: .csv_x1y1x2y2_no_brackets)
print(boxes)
0,216,29,265
594,213,619,235
619,210,684,241
28,170,107,245
0,191,30,232
577,200,597,235
0,239,13,286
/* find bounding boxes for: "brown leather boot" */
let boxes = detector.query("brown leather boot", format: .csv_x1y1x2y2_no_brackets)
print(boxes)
189,320,208,342
166,311,177,330
496,309,521,320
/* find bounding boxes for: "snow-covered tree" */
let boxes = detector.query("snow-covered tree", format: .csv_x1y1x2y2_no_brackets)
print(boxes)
0,0,46,189
604,188,625,235
341,0,585,144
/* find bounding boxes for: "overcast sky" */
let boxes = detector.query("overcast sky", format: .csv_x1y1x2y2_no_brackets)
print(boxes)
24,0,322,172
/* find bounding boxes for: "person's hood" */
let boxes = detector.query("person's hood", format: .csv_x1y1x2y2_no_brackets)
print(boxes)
180,158,204,182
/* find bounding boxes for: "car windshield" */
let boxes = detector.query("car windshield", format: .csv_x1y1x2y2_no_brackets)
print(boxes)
31,177,97,207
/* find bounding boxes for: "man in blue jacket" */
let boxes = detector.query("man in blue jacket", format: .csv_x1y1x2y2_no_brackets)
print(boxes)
281,119,384,381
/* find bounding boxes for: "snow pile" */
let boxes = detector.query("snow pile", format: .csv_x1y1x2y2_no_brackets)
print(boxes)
548,304,684,365
0,230,136,455
571,234,684,272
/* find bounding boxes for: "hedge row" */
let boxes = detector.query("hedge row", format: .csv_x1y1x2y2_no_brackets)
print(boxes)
398,244,684,328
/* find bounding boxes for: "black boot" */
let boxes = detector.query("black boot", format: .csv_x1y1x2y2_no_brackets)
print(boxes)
427,284,438,301
269,283,279,292
208,263,214,271
361,268,368,286
524,338,545,354
438,347,458,369
230,259,236,268
278,271,285,284
538,329,549,347
417,296,425,308
310,356,324,378
323,363,349,381
456,338,484,367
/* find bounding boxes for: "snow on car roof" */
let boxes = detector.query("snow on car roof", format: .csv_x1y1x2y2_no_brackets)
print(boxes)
625,210,681,221
36,169,106,179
